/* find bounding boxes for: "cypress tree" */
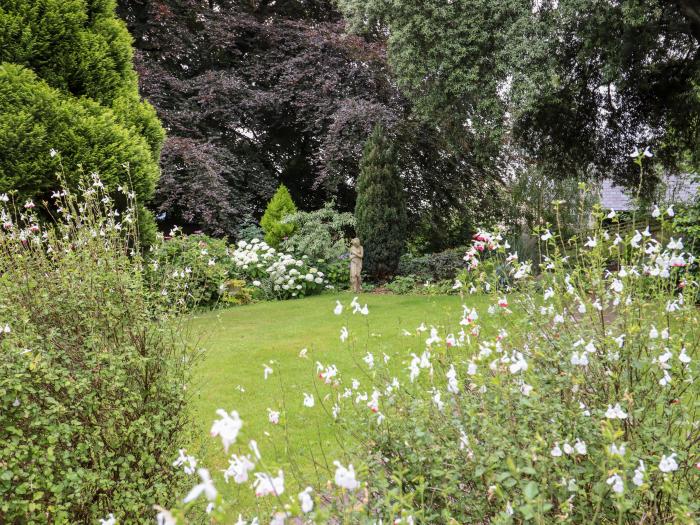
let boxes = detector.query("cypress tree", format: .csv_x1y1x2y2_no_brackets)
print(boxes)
260,184,298,247
0,0,164,239
354,124,407,279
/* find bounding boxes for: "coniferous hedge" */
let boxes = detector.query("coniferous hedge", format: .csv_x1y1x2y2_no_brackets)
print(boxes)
355,124,407,279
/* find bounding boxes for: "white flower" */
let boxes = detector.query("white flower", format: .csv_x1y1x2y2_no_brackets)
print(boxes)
632,460,645,487
611,279,623,293
340,326,349,342
360,304,369,315
607,209,616,219
606,473,624,494
509,351,528,374
363,352,375,369
155,507,177,525
659,453,678,473
679,348,691,364
652,205,661,218
252,280,261,287
541,230,553,241
263,364,273,379
667,205,675,217
99,514,116,525
631,230,642,248
253,470,285,497
520,382,533,396
446,365,460,394
334,301,343,315
303,393,314,408
210,409,243,452
609,443,626,457
551,443,563,457
667,238,683,250
223,454,255,484
659,370,672,387
298,487,314,513
543,287,555,300
571,351,588,367
605,403,628,419
267,408,280,424
173,449,197,475
574,439,587,455
649,326,659,339
584,237,597,248
183,468,218,503
333,461,360,490
563,442,574,455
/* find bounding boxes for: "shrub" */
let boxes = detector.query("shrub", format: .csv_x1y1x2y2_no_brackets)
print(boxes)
0,0,164,224
385,274,419,294
281,201,355,261
260,185,297,248
0,178,192,523
338,208,700,523
147,232,235,308
397,246,468,281
355,124,407,279
231,238,331,299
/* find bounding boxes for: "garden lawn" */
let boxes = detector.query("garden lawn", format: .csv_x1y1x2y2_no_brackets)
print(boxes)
186,292,498,511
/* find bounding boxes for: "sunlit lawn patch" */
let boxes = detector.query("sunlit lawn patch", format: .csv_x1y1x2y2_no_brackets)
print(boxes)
187,292,497,510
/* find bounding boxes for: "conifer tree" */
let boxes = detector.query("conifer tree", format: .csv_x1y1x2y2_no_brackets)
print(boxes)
0,0,164,239
260,184,298,247
354,124,407,279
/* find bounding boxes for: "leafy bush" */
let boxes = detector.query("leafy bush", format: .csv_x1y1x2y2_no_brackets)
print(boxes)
231,238,331,299
260,185,297,248
320,258,351,290
281,201,355,261
0,178,191,523
0,64,160,214
147,232,235,308
151,202,700,524
385,274,419,294
397,246,468,281
355,124,407,279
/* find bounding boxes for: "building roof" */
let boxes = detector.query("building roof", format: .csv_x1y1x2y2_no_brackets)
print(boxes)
599,175,699,211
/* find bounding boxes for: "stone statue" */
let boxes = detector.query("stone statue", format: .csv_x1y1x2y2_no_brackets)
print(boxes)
349,237,364,293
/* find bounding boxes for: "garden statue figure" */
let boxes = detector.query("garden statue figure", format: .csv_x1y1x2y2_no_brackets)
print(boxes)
350,238,364,293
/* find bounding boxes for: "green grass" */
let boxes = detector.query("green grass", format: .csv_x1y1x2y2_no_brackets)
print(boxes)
186,291,495,509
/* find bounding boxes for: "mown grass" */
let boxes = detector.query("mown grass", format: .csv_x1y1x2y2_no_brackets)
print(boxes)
185,291,499,510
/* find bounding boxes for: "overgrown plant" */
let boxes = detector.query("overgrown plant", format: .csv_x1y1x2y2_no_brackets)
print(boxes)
0,177,193,523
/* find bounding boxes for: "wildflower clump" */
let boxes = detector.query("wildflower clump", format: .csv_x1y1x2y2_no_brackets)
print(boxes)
327,205,700,523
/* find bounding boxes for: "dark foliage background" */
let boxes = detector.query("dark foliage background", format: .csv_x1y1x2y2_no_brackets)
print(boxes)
116,0,500,248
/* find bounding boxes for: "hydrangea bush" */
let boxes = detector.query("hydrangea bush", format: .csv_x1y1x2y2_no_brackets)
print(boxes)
151,198,699,524
231,239,331,300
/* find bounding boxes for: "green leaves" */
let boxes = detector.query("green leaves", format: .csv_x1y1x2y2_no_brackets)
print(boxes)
261,185,298,248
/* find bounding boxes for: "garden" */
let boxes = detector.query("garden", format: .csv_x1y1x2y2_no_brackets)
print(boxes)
2,1,700,524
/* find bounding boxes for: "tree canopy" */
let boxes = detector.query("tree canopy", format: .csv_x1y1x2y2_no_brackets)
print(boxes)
338,0,700,189
116,0,499,247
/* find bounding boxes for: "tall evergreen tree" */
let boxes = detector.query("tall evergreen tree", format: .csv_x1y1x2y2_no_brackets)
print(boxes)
354,124,406,279
0,0,164,238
